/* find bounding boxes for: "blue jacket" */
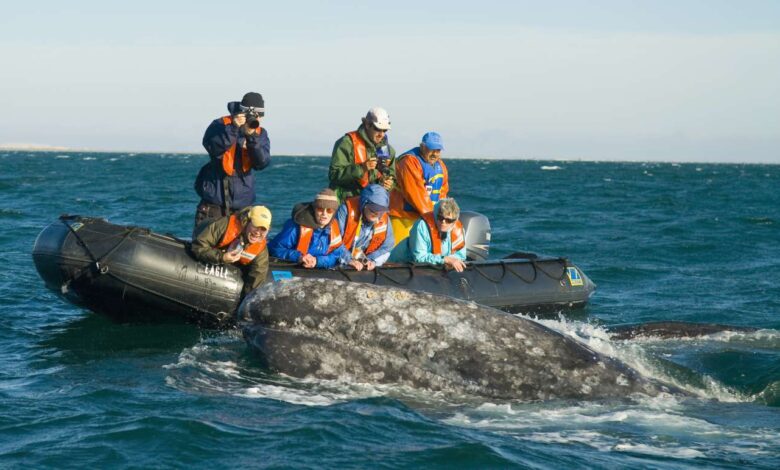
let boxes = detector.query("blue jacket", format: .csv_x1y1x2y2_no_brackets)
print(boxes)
389,201,467,264
195,117,271,211
268,204,348,269
336,184,394,265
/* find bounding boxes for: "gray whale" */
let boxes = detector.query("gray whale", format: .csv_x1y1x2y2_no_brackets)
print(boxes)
238,278,674,401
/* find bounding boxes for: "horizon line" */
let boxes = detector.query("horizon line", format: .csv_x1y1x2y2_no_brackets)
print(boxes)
0,146,776,166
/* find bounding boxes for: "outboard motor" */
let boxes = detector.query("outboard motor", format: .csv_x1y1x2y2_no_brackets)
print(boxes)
459,211,491,261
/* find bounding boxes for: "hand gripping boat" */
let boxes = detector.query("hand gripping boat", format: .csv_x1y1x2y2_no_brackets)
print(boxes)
32,214,596,328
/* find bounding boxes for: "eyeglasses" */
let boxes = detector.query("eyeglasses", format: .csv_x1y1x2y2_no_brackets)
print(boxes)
437,215,457,224
316,207,335,215
370,123,388,133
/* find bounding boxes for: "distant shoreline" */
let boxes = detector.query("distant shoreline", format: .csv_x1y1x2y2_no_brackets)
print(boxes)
0,146,776,165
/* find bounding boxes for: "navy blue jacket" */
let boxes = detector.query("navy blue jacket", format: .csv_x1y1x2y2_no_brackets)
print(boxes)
195,117,271,211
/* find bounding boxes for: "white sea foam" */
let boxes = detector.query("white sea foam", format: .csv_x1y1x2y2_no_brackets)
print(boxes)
612,443,705,459
623,328,780,349
540,165,561,170
443,394,778,461
164,334,396,406
520,314,747,402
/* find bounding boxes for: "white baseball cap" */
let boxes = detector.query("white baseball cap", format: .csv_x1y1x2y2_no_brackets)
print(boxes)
365,107,391,130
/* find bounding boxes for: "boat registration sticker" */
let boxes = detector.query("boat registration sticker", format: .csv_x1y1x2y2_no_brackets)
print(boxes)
272,271,294,282
567,267,583,286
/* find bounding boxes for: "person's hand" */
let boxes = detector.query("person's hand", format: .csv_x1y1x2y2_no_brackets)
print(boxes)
443,256,466,272
381,175,394,191
300,253,317,269
365,260,376,271
348,260,364,271
233,113,246,127
222,250,241,264
364,159,378,171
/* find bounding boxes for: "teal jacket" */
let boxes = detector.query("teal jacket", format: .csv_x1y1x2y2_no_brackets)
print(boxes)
389,202,467,265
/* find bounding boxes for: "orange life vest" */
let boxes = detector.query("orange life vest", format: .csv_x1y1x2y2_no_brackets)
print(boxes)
220,116,263,177
347,131,371,188
341,196,389,256
217,214,267,265
421,212,465,256
296,220,343,255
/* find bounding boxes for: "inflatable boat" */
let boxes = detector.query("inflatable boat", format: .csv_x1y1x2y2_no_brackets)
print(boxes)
32,215,596,328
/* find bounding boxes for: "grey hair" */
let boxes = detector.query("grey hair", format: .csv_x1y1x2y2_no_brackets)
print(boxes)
438,198,460,219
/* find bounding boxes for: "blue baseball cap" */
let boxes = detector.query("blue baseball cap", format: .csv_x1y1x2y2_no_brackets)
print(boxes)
421,132,443,151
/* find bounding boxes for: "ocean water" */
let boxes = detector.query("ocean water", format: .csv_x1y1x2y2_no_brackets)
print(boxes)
1,151,779,469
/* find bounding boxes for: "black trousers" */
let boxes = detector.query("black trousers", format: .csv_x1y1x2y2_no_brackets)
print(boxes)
193,201,228,237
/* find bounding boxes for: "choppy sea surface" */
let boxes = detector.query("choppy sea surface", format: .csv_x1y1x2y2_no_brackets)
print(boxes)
1,151,779,469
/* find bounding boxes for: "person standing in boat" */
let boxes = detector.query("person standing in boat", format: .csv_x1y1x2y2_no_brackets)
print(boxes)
193,92,271,233
389,198,466,272
268,189,350,269
335,184,395,271
191,205,272,296
328,107,396,202
388,131,449,246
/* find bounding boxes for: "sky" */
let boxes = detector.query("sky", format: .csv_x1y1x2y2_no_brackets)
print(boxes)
1,0,779,162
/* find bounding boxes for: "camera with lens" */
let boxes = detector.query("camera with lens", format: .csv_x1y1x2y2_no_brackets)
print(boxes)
228,102,262,129
376,144,391,173
244,109,261,129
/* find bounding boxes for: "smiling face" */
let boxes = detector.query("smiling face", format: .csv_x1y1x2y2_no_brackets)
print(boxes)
244,223,268,244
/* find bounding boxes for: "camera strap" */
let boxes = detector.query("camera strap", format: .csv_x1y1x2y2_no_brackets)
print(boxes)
222,175,232,216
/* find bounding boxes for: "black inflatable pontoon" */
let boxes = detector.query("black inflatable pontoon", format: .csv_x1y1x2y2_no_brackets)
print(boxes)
32,215,596,328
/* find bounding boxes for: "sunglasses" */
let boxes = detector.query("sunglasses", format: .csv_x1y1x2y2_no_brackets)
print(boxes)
437,215,457,224
370,123,388,133
315,207,335,215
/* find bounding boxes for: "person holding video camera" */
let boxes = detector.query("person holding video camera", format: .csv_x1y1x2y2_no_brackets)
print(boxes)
328,107,396,203
193,92,271,232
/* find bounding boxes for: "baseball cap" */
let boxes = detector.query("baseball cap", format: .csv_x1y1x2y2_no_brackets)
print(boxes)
248,205,272,229
365,107,391,130
421,132,443,151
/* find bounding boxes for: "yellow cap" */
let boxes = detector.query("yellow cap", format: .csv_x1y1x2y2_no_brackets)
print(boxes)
248,205,272,229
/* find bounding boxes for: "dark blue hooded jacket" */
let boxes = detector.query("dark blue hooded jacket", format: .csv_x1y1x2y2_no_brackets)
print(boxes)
195,117,271,211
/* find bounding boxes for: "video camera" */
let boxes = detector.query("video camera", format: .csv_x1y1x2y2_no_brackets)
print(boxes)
375,144,391,174
244,109,261,129
227,102,262,129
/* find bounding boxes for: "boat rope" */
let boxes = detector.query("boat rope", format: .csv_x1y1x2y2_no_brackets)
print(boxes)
375,264,416,285
462,258,567,284
534,258,568,281
60,216,231,327
334,266,356,282
503,260,537,283
62,216,134,279
471,262,507,283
